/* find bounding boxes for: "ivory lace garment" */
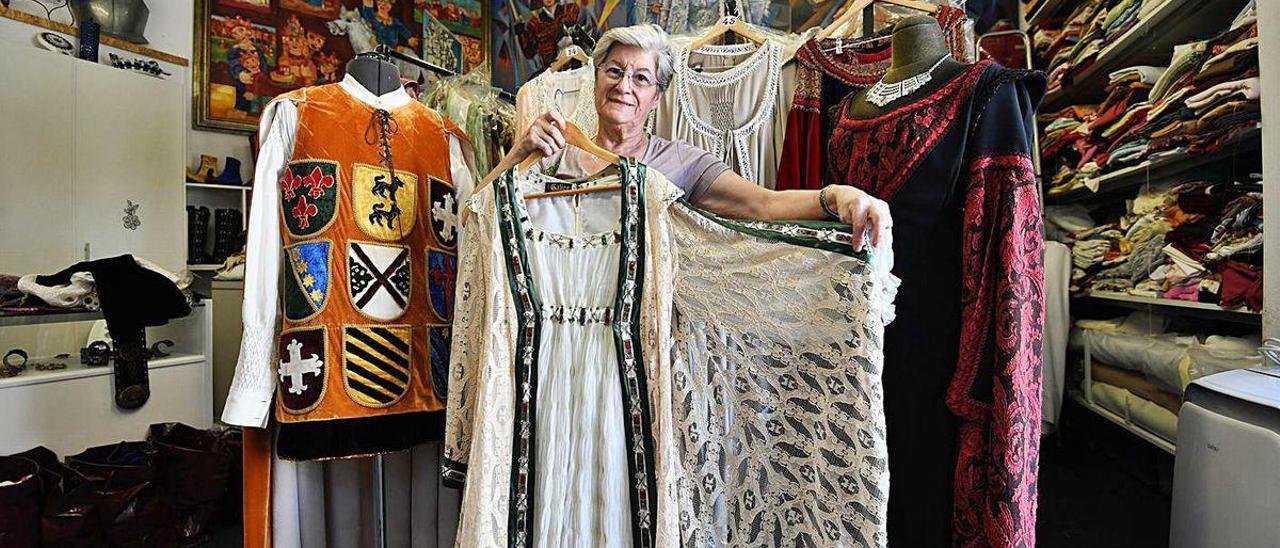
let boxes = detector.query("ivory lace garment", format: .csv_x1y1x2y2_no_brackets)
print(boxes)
515,62,599,138
443,160,899,547
653,39,793,188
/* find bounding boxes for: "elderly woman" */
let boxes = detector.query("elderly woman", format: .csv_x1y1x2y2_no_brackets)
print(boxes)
493,24,892,250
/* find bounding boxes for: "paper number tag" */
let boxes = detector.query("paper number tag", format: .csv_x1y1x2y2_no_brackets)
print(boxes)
719,16,739,26
564,46,580,57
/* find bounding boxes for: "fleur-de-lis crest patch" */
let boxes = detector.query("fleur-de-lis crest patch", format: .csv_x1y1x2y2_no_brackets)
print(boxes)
279,160,339,237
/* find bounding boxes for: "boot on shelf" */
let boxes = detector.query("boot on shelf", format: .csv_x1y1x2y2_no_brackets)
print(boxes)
211,157,244,186
185,155,217,184
186,206,211,265
0,457,40,548
212,209,244,265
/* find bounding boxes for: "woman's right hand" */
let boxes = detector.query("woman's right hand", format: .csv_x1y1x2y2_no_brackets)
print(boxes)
517,110,569,160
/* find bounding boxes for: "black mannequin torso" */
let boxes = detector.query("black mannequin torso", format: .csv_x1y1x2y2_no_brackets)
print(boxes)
345,52,403,97
847,14,966,118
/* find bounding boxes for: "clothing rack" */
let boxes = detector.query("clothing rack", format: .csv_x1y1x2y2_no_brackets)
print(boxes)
374,44,456,77
373,44,517,103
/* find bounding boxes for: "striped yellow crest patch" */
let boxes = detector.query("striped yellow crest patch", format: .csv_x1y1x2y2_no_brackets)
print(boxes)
342,325,412,407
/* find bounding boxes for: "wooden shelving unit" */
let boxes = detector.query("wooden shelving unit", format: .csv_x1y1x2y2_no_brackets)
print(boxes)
0,6,187,66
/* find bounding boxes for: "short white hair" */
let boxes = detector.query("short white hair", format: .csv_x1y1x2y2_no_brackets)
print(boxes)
591,24,675,91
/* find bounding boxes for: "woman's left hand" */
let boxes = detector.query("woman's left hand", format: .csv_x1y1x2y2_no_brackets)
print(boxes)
823,185,893,251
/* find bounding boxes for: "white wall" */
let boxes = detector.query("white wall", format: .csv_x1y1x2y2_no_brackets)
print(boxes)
0,1,247,354
2,0,254,186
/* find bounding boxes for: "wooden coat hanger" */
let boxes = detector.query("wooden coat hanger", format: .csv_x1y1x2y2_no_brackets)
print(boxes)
815,0,938,41
689,15,768,52
545,44,590,74
473,121,620,197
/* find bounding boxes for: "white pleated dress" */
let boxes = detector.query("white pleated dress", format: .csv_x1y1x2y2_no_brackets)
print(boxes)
518,173,633,547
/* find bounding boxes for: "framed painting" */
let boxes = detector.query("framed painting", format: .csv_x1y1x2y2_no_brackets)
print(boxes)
490,0,618,92
194,0,425,133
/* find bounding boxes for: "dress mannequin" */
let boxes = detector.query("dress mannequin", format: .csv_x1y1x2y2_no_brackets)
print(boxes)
846,14,967,118
827,14,1048,546
345,52,403,96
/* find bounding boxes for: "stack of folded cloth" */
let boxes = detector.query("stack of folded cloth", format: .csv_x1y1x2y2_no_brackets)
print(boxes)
1037,0,1105,95
1120,4,1259,156
1042,66,1161,195
1057,181,1263,311
1039,2,1260,196
1038,0,1168,95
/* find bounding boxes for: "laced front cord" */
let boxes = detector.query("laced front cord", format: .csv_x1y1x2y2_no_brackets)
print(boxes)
365,108,408,239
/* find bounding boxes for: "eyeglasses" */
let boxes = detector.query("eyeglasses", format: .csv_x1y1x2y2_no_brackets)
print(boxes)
598,65,657,89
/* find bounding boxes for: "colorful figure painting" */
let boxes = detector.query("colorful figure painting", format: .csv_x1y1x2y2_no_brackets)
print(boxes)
218,0,273,13
491,0,611,92
417,0,483,38
196,0,425,133
281,0,343,18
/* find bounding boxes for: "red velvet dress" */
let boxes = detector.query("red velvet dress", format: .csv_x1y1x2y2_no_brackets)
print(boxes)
829,61,1046,548
777,5,969,190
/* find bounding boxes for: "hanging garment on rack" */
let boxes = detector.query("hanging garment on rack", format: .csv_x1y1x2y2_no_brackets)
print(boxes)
444,160,899,547
424,75,518,186
778,4,969,190
222,75,475,461
515,61,599,139
653,39,793,188
828,60,1045,547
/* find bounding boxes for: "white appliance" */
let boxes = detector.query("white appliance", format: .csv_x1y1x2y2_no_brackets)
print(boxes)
1170,367,1280,547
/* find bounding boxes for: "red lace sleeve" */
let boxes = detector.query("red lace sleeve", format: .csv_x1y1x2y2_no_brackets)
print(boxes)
950,151,1044,548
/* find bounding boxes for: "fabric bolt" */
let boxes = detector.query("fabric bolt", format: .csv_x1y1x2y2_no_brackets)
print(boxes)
444,161,899,547
828,60,1046,547
654,39,792,187
1150,41,1207,102
515,62,598,139
1043,242,1071,428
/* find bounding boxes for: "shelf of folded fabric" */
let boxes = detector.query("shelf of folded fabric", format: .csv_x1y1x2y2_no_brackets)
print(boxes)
1067,389,1177,454
1081,290,1261,324
0,353,206,390
1040,0,1253,111
1025,0,1074,28
1045,125,1261,204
